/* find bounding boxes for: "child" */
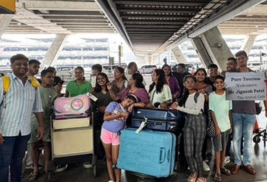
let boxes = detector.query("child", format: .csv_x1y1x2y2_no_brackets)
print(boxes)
209,75,232,182
101,94,139,182
28,69,61,181
170,75,207,182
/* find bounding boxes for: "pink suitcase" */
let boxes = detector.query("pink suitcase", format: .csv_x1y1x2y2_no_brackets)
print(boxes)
54,95,91,119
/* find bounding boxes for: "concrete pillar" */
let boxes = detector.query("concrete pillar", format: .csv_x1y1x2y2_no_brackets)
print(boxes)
152,54,160,65
43,34,69,66
190,26,233,71
241,35,257,54
0,15,13,39
171,46,188,64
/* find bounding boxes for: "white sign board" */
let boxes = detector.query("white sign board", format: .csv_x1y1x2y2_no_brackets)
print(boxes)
225,72,266,100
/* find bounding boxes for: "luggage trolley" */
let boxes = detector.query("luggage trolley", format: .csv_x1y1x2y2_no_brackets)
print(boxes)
46,96,97,181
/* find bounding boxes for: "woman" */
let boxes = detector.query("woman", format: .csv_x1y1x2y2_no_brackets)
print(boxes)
194,68,213,172
108,67,128,95
194,68,213,101
65,66,92,97
162,64,180,100
170,75,207,182
108,73,149,111
148,69,172,108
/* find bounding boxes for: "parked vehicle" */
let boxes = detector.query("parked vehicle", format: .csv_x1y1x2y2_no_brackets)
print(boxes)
139,65,157,74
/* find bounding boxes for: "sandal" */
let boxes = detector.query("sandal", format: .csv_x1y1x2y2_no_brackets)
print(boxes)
187,172,197,182
28,171,39,181
196,177,207,182
213,173,222,182
221,167,231,176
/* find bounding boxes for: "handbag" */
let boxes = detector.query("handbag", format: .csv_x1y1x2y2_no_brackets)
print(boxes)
206,110,216,138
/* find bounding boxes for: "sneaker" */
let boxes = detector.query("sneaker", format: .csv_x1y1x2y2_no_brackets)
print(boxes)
203,161,210,172
55,165,68,173
83,162,93,169
224,156,230,166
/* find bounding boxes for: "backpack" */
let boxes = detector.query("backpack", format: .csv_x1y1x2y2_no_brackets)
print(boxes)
1,76,40,107
2,75,40,94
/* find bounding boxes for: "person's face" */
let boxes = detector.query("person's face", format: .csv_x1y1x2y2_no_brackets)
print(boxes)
114,68,123,79
29,63,40,75
152,71,159,83
11,59,29,76
97,75,107,86
183,77,195,90
177,66,184,74
163,66,171,76
195,70,206,82
226,60,237,71
214,79,225,90
128,65,137,75
236,55,248,67
92,69,98,76
129,76,136,87
42,72,55,85
209,68,218,78
122,98,135,108
75,69,84,80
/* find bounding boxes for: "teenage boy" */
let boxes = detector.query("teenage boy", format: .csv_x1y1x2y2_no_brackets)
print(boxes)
209,75,232,182
28,69,61,181
91,64,102,88
206,64,219,90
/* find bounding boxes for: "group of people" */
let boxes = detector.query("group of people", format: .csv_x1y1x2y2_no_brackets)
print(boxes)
0,50,264,182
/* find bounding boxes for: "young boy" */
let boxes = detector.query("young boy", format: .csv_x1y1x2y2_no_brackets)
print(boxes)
28,69,61,181
209,75,232,182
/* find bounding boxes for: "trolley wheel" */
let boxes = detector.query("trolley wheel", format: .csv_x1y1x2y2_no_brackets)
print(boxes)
93,165,97,177
253,135,261,144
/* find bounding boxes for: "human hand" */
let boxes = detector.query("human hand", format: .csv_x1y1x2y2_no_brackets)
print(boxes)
120,112,129,119
107,83,113,91
215,126,221,136
229,127,232,134
128,104,134,113
198,89,205,94
37,126,44,140
170,102,179,110
54,84,62,93
160,102,168,109
0,133,4,145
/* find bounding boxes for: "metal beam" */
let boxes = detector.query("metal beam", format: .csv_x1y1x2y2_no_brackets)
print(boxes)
113,0,209,6
120,14,191,19
123,20,187,24
118,8,200,13
125,25,180,28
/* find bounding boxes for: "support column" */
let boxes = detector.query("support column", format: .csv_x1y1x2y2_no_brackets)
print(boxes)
171,46,188,64
43,34,69,66
190,26,233,71
152,54,160,65
241,35,257,54
0,15,13,39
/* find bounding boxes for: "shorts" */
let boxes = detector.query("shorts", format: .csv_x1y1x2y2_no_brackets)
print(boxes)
100,128,120,146
213,129,230,152
29,122,51,143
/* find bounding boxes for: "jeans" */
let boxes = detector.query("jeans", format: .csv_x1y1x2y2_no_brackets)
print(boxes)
0,133,30,182
232,113,255,166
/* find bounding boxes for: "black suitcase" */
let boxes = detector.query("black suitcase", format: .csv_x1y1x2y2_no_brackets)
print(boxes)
130,107,184,132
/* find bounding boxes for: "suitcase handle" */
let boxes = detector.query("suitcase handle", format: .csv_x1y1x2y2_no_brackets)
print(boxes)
159,148,166,163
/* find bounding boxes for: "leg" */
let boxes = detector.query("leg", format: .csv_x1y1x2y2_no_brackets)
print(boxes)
215,151,221,174
242,114,255,166
220,150,226,169
10,134,30,182
0,136,16,182
232,113,243,166
31,142,40,174
112,145,121,182
103,142,115,181
183,126,197,174
42,142,51,173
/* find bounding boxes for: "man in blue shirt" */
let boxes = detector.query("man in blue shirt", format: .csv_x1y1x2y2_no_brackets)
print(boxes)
0,54,44,182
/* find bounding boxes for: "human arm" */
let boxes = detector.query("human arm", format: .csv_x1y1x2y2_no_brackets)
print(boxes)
264,100,267,118
54,84,62,97
128,102,146,112
104,112,128,121
229,110,233,134
175,93,205,115
160,85,172,108
32,88,44,139
210,110,221,136
171,76,180,99
107,82,119,101
34,112,45,140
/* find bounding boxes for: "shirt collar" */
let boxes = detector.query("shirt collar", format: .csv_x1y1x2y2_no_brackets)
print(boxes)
11,73,31,82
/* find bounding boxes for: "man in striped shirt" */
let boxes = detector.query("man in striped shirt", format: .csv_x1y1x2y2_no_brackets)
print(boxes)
0,54,44,182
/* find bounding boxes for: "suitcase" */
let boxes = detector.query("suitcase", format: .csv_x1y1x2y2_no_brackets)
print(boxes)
130,107,184,131
117,128,176,178
54,95,91,119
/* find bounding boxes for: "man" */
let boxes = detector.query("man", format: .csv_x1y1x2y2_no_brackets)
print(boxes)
221,57,238,77
206,63,219,87
91,64,102,88
46,66,62,86
231,50,256,175
125,62,146,85
28,69,61,181
0,54,44,182
173,63,190,97
23,59,42,171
